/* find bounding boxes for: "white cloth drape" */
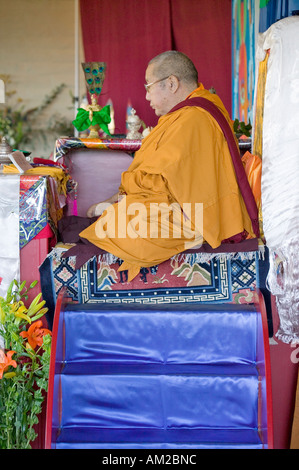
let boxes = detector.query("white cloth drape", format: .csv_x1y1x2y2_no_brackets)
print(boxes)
255,16,299,343
0,175,20,298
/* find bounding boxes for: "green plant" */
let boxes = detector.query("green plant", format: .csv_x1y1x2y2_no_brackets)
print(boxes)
233,118,252,137
0,279,51,449
0,74,73,150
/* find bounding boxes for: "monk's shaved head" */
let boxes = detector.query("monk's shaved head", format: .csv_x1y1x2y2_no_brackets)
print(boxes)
148,51,198,87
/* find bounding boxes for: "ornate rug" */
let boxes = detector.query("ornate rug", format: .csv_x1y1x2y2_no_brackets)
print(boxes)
79,253,258,305
39,244,266,328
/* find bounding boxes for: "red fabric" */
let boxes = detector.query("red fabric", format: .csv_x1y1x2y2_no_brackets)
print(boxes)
34,224,56,250
33,157,68,169
79,0,232,134
34,224,54,239
170,0,232,115
80,0,172,134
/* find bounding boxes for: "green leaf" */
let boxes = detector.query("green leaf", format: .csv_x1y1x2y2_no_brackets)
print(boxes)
18,280,26,292
0,276,50,448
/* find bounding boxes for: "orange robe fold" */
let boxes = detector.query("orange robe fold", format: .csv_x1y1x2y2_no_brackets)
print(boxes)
80,86,255,280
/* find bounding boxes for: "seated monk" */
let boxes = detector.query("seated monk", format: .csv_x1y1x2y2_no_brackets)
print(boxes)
81,51,259,281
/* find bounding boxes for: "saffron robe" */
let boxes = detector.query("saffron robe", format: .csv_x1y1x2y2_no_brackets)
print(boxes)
80,85,255,280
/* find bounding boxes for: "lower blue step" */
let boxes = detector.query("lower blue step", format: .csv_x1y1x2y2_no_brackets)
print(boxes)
46,298,271,449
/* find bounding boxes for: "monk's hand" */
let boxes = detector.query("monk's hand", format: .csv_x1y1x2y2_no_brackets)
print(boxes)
87,202,111,218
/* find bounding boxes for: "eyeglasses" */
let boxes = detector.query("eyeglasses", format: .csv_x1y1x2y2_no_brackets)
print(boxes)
144,76,170,92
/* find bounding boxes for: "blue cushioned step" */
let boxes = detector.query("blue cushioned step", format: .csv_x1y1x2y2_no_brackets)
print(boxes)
46,300,272,449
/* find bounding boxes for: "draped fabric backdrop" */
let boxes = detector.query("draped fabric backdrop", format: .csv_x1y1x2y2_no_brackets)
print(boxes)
232,0,257,123
259,0,299,32
79,0,232,134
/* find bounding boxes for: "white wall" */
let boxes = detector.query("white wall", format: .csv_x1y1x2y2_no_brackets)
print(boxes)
0,0,85,158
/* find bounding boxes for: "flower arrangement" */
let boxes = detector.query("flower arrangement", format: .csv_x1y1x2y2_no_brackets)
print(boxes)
233,118,252,138
0,279,51,449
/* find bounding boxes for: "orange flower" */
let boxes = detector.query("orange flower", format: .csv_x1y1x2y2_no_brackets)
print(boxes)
0,350,17,379
20,320,51,349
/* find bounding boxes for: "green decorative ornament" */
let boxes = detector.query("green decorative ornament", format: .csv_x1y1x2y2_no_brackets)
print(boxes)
73,62,110,138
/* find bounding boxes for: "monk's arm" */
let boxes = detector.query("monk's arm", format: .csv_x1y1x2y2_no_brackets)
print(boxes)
87,192,122,218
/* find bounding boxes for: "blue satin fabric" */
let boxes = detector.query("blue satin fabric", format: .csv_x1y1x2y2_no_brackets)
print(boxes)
51,303,268,448
60,374,258,429
63,304,258,369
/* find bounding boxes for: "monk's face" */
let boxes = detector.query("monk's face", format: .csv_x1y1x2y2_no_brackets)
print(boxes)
145,64,174,116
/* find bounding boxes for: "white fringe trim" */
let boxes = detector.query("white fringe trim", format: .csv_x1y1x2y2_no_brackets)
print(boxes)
46,244,76,263
172,245,264,265
47,243,264,266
